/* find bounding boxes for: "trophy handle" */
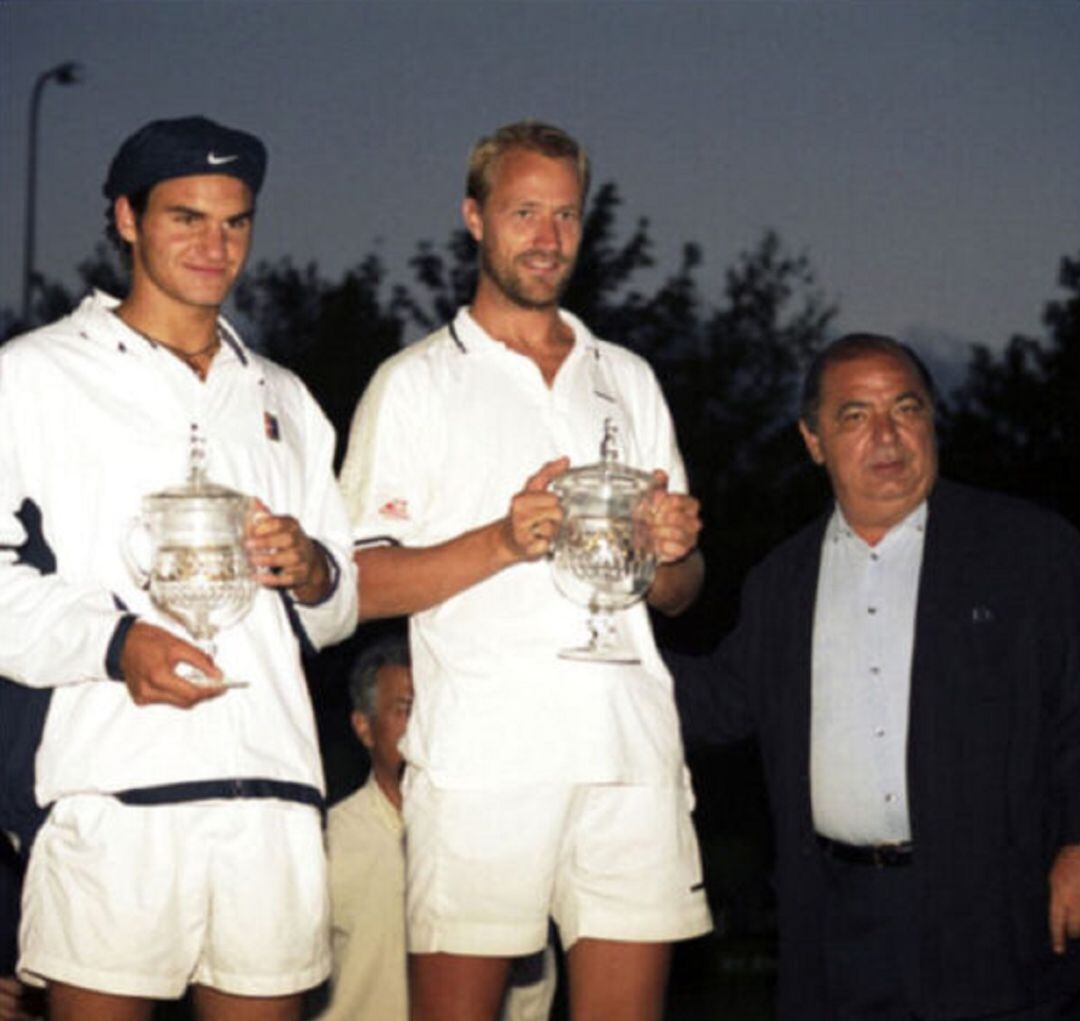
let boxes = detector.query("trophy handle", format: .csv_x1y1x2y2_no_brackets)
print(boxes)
121,516,151,590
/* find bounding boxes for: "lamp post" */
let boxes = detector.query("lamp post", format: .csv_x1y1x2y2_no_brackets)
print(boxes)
22,60,83,324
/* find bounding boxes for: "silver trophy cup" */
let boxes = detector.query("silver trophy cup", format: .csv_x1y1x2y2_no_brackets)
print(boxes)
550,420,658,663
123,441,255,686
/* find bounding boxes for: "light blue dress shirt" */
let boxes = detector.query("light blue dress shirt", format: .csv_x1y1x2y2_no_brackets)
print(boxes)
810,502,928,844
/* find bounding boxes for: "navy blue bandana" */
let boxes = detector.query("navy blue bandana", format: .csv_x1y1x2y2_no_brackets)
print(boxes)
103,116,267,200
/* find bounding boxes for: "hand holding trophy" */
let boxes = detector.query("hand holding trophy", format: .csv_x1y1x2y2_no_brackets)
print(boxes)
550,419,658,663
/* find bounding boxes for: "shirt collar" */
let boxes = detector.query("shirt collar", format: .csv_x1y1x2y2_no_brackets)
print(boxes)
450,305,599,365
365,774,404,834
86,289,249,369
826,500,929,549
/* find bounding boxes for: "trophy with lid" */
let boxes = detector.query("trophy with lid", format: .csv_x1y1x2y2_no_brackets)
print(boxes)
549,419,659,663
124,434,256,686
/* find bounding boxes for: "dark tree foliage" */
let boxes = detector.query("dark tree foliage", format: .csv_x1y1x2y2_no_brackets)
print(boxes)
940,252,1080,526
392,229,478,334
0,309,16,343
77,241,129,301
233,254,403,467
561,182,655,340
0,242,127,342
668,232,837,643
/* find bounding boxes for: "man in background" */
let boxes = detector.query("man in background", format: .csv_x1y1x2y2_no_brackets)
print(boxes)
320,635,414,1021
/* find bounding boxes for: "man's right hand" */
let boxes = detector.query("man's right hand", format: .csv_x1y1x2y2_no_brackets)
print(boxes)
500,457,570,562
119,621,226,709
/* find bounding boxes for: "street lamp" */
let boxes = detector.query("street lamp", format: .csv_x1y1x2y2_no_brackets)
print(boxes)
22,60,84,323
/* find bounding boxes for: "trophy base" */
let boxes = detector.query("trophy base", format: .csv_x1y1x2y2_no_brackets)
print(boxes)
175,662,249,689
558,645,641,665
558,609,641,664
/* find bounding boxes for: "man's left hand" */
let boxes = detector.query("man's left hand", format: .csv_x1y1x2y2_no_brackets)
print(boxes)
0,975,43,1021
646,470,702,564
1049,843,1080,954
246,502,331,605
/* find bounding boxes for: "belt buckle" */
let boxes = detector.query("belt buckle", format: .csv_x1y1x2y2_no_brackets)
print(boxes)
870,844,890,867
870,842,909,867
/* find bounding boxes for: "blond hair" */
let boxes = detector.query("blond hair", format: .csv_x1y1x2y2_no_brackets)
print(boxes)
466,120,589,206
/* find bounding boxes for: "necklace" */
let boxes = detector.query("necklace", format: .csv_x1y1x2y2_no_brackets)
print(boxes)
114,311,222,378
168,332,222,370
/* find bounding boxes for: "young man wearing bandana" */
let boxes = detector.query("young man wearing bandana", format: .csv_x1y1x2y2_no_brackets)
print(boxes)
0,117,356,1021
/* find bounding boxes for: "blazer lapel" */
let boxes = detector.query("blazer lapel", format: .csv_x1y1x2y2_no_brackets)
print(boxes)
907,481,971,844
788,515,829,833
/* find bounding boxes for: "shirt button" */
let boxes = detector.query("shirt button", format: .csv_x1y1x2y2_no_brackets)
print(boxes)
868,606,878,615
870,552,880,561
884,793,897,804
870,666,881,675
875,727,886,737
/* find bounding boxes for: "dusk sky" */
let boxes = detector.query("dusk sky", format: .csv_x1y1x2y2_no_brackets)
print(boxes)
2,0,1078,369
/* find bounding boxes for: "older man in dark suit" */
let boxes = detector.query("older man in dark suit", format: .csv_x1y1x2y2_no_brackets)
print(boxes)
676,334,1080,1018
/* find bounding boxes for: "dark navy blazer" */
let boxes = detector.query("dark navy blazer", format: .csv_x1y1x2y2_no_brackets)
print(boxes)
674,480,1080,1018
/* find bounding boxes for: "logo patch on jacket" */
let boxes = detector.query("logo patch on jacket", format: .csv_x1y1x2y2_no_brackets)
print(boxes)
379,498,410,521
264,412,280,442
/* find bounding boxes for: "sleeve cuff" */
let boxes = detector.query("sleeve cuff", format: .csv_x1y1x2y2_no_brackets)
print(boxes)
354,535,403,550
289,540,340,608
105,613,139,681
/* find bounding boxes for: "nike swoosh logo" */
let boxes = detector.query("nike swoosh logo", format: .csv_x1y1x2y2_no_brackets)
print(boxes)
207,152,239,165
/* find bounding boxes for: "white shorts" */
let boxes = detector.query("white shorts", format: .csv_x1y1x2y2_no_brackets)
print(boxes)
18,795,329,998
403,772,712,956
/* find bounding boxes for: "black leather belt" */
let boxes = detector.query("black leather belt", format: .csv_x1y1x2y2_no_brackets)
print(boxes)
817,835,914,867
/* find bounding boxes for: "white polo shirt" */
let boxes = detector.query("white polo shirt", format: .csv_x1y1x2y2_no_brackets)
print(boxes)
0,292,357,806
340,308,688,788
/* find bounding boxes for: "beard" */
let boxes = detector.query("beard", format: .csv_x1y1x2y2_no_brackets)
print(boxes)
478,242,575,311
